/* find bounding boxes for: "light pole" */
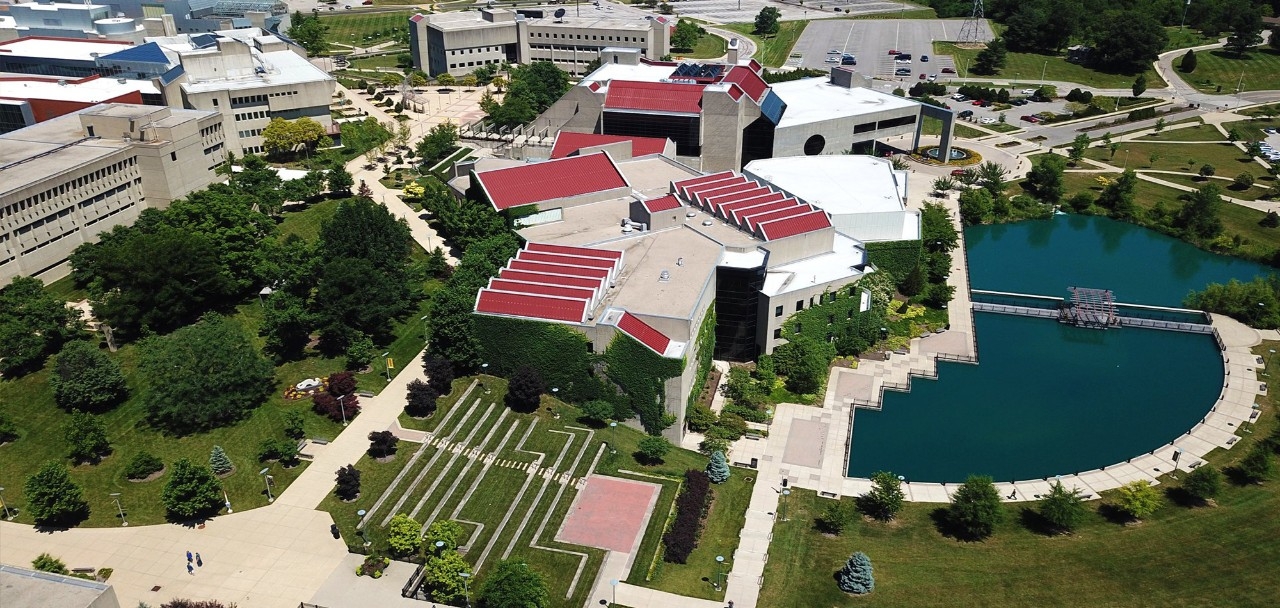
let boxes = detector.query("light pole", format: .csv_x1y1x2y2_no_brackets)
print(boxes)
260,467,274,503
223,486,233,513
459,571,472,607
382,351,391,382
1267,349,1276,375
715,555,726,590
610,578,619,605
1171,447,1184,475
1041,60,1047,82
0,486,13,520
1181,0,1191,30
110,492,128,526
338,393,348,427
357,509,371,547
780,489,790,521
481,363,490,394
420,314,430,344
435,540,446,554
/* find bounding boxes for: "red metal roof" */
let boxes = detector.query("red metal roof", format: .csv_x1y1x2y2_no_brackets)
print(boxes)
693,181,758,208
550,132,669,159
476,290,588,324
642,195,682,213
717,192,786,218
509,260,610,279
519,251,617,269
498,269,601,290
705,186,772,214
474,152,628,210
744,205,813,232
747,59,763,73
617,312,672,356
734,200,802,227
525,242,623,260
488,279,596,301
723,66,768,102
683,176,748,201
409,13,426,22
604,81,705,114
759,210,834,241
672,171,735,198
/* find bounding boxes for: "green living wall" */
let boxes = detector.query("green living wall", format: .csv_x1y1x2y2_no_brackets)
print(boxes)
687,305,716,409
864,239,922,281
471,315,600,403
603,332,685,434
781,283,885,356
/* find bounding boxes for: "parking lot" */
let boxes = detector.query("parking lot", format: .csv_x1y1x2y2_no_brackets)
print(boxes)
663,0,910,24
787,19,993,78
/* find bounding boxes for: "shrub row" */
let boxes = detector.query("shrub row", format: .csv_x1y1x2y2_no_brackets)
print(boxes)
662,469,711,564
1128,107,1158,122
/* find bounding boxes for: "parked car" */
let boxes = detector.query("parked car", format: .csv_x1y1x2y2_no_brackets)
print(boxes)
958,110,974,118
829,49,841,54
950,169,968,176
825,57,839,63
971,100,984,105
895,68,912,76
928,74,939,82
921,55,929,62
1010,99,1028,106
887,49,899,55
842,57,856,65
919,73,927,80
951,93,967,101
1265,128,1279,134
980,117,997,124
1020,115,1040,123
979,100,994,107
1021,88,1036,94
941,67,956,73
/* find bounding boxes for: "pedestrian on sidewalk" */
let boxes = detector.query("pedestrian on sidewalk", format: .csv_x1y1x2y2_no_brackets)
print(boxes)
186,550,192,563
187,563,194,575
195,553,203,567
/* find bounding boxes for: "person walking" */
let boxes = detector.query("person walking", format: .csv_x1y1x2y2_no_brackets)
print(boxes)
195,553,203,568
187,563,194,575
186,551,193,563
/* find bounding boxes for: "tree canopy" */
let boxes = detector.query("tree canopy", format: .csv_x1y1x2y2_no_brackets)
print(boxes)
24,460,89,526
753,7,781,35
482,61,570,127
0,277,80,376
262,117,328,156
162,458,224,520
286,10,328,56
947,475,1004,540
477,559,550,608
138,313,275,435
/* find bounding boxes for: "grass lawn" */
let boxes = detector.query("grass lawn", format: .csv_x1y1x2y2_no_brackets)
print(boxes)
1177,47,1280,94
348,53,404,70
759,339,1280,607
43,274,88,302
0,201,433,527
1085,141,1254,173
1222,116,1280,142
1145,171,1275,202
320,11,413,47
673,33,727,60
1163,27,1218,51
1055,171,1279,261
953,123,987,138
983,121,1021,134
935,42,1165,89
1135,123,1224,142
722,21,808,68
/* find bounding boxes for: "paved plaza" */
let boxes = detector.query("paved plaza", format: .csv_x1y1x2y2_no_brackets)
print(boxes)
788,18,993,73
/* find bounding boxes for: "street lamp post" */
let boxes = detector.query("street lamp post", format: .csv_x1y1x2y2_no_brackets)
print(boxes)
459,571,472,608
1267,348,1277,374
420,314,430,344
780,489,791,521
357,509,371,547
338,393,348,427
382,351,391,382
110,492,128,526
715,555,726,590
223,486,233,513
610,578,619,605
260,467,274,503
0,486,14,520
1041,60,1048,82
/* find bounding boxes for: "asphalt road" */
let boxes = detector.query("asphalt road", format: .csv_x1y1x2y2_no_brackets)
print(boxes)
786,18,991,77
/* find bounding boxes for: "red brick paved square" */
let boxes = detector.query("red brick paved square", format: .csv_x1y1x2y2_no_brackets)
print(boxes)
556,475,658,553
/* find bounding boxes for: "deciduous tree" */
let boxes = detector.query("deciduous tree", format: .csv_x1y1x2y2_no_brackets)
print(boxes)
335,464,361,501
636,436,672,464
1039,480,1087,533
1115,480,1163,519
858,471,905,521
422,550,470,603
424,519,466,552
1025,154,1066,205
51,340,127,412
753,7,781,36
65,411,110,464
947,475,1004,540
1182,464,1222,503
477,559,550,608
416,122,459,163
368,430,399,458
405,379,439,417
387,513,422,556
24,460,89,525
505,366,544,412
1175,184,1225,239
0,277,81,375
162,458,223,520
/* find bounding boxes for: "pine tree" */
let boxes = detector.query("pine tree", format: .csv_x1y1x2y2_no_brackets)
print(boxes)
209,445,234,475
707,450,731,484
1180,48,1197,73
836,552,874,594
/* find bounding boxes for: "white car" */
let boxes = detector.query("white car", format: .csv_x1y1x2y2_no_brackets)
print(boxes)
980,117,997,124
1021,88,1036,94
951,93,967,101
824,57,839,63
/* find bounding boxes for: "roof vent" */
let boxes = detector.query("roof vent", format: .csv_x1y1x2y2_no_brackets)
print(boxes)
118,78,127,84
57,79,67,86
659,270,670,282
621,225,633,233
686,211,697,218
702,219,713,226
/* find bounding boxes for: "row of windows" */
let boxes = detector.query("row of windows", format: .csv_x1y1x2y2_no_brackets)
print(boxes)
238,128,264,139
230,90,298,108
449,59,500,69
242,145,264,155
854,115,918,134
448,47,500,55
200,123,222,137
3,157,135,217
776,290,844,317
234,110,270,122
204,142,224,156
83,197,138,227
533,32,645,43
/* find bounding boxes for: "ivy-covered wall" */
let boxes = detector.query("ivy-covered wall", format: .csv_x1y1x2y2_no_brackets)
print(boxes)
864,239,922,281
472,315,600,403
687,305,717,409
781,285,885,356
603,332,685,434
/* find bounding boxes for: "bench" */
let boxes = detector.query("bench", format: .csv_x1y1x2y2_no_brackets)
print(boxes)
71,567,95,575
357,390,374,398
310,438,330,445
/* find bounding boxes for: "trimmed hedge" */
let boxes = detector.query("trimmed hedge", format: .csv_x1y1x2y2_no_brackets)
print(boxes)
864,239,921,281
662,469,711,564
603,332,684,434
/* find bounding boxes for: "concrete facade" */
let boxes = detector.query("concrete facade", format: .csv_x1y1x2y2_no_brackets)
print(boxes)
410,8,669,77
0,103,223,283
0,2,146,43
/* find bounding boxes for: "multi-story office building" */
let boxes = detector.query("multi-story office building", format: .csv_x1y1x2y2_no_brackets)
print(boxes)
409,8,670,77
0,103,224,283
0,74,159,133
0,2,147,43
0,29,334,154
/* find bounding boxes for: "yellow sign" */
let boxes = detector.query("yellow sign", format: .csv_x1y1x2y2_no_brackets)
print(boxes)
386,358,395,370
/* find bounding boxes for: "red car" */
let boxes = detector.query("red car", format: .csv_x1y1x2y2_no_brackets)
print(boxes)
919,73,926,80
1020,115,1040,123
941,67,956,74
950,169,968,177
887,49,898,55
971,100,983,105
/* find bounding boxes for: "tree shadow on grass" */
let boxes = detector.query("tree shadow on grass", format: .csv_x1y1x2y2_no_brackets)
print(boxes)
1096,502,1135,526
33,509,90,533
1223,466,1262,487
1017,506,1058,537
928,506,988,542
1163,486,1205,508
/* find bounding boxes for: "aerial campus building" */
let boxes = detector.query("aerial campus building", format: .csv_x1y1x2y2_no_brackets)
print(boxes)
409,8,671,77
0,28,334,154
450,136,918,439
0,103,224,283
530,49,957,172
0,0,288,41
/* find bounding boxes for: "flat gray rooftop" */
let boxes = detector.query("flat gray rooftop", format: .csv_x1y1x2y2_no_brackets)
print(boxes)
0,564,115,608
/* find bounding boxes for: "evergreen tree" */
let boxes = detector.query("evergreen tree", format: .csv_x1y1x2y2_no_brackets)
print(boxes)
1182,465,1222,503
899,263,926,297
334,465,361,501
947,475,1004,540
707,450,731,484
1238,443,1273,483
972,38,1007,75
24,461,89,526
1180,48,1197,73
209,445,234,475
1131,73,1147,98
836,552,874,594
1039,480,1087,533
